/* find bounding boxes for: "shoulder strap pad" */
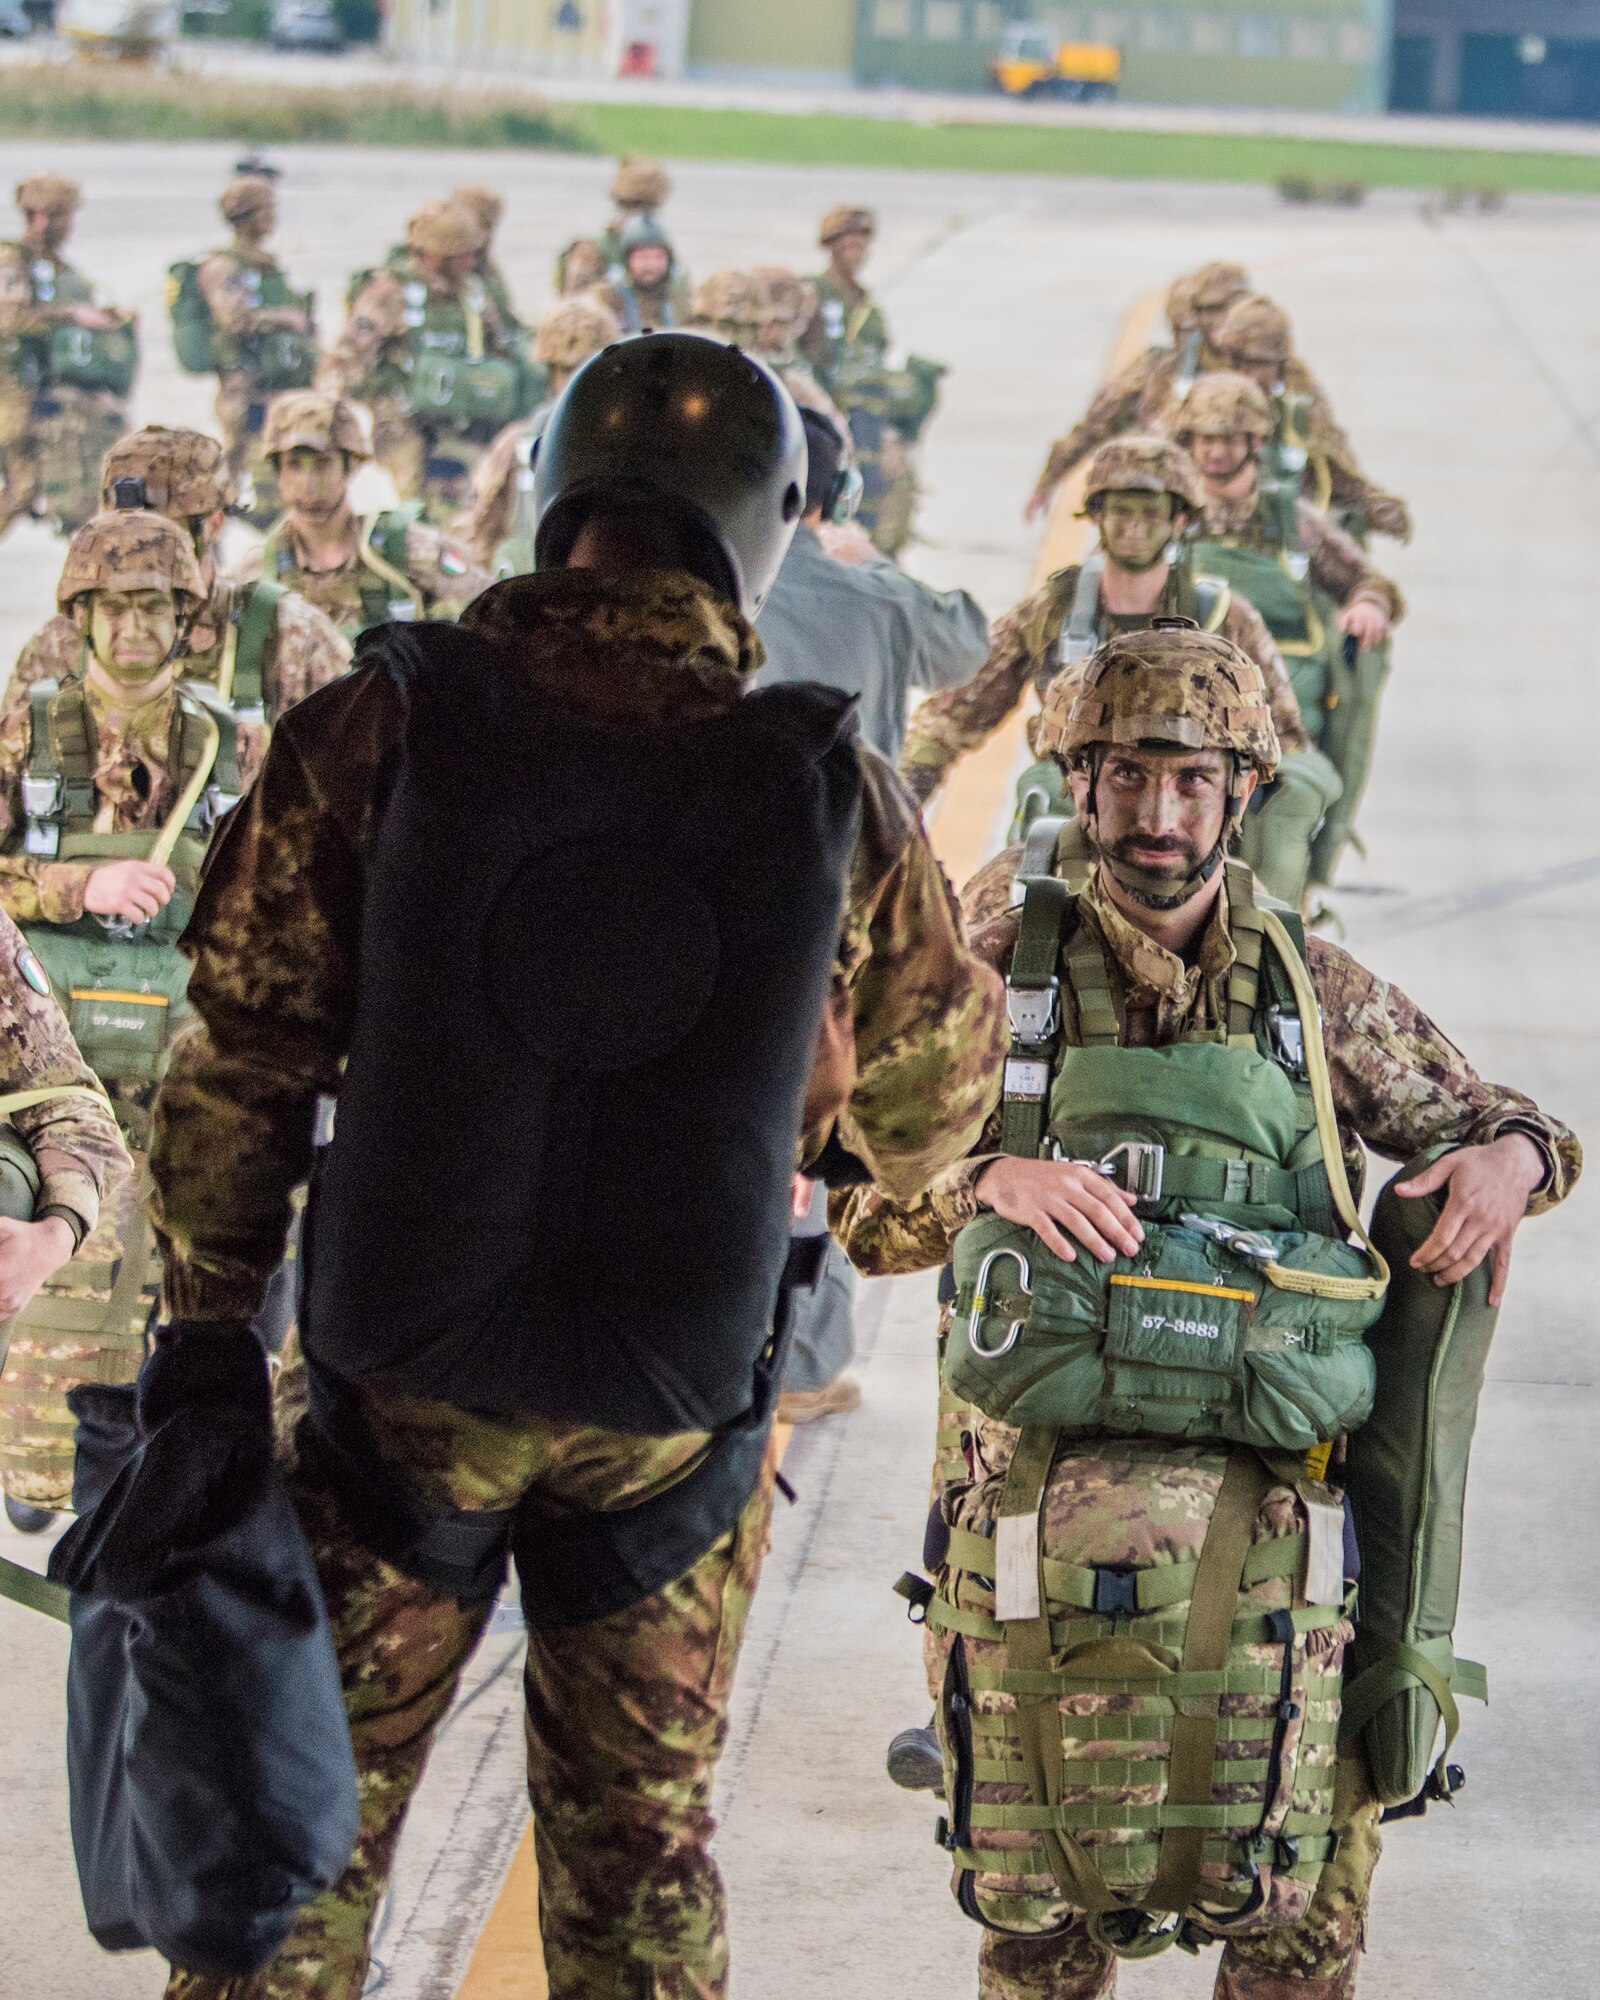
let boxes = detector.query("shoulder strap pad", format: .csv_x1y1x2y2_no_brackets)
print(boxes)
232,578,285,714
999,874,1072,1159
1192,574,1232,632
175,680,243,805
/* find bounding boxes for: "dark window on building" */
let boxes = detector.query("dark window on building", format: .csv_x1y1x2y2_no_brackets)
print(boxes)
1389,32,1434,110
1461,31,1600,120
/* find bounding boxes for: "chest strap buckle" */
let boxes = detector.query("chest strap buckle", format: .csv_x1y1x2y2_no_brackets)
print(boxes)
1098,1140,1165,1202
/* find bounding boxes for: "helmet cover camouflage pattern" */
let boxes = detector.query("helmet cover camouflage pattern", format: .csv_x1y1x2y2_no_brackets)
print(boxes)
1213,292,1293,365
219,174,276,227
450,183,503,238
1084,434,1205,514
262,390,372,462
15,173,80,217
101,426,229,519
406,200,481,261
558,237,609,295
753,267,816,330
1039,619,1280,779
532,295,620,370
610,155,671,209
692,269,763,336
58,510,207,612
818,204,876,247
1170,371,1274,442
1166,260,1250,331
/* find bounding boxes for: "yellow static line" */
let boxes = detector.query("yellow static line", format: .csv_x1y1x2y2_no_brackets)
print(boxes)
452,1423,793,2000
455,286,1169,2000
926,288,1167,895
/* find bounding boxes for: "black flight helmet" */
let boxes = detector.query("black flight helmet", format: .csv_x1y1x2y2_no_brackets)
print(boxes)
531,330,807,618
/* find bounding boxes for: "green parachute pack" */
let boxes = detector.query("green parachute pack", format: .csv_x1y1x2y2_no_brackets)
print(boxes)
167,253,315,391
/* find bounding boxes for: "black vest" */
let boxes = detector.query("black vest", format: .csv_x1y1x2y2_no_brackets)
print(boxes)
302,622,863,1436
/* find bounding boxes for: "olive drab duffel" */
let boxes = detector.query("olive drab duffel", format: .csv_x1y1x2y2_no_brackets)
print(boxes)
928,1435,1352,1954
1338,1144,1496,1808
944,860,1388,1453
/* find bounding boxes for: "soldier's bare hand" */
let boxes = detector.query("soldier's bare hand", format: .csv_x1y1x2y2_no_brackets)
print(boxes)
83,859,177,923
1398,1134,1546,1306
271,307,311,335
1338,599,1390,651
0,1215,76,1317
975,1158,1143,1265
69,305,118,332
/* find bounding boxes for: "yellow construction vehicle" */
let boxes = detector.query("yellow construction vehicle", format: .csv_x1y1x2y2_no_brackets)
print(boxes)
990,23,1120,100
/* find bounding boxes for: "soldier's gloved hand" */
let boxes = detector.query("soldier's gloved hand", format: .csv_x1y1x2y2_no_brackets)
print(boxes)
55,1324,274,1602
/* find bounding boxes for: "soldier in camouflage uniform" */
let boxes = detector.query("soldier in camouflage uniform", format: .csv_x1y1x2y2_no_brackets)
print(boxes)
0,511,256,1519
837,623,1579,2000
690,268,764,345
1210,295,1411,544
752,265,848,430
4,426,350,725
243,392,489,638
597,153,673,271
0,173,135,540
450,182,524,341
609,212,692,332
1026,261,1250,521
0,902,130,1532
144,333,1008,2000
554,234,610,300
319,200,523,520
458,294,621,573
193,174,317,523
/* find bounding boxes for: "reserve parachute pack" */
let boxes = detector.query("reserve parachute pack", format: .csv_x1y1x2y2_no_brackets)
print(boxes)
2,249,138,400
373,275,538,434
945,859,1388,1450
166,253,315,390
18,677,242,1083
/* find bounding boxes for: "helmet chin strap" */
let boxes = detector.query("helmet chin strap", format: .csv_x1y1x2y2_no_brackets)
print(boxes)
1083,749,1246,911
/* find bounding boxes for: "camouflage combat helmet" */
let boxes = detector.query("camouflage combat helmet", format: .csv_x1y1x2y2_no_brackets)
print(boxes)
450,183,503,239
532,295,620,371
818,204,875,247
1213,293,1293,367
262,390,372,463
1165,260,1250,333
15,173,80,217
691,269,763,341
1170,371,1275,442
557,237,609,295
57,510,207,613
406,200,481,262
219,174,276,227
610,155,671,210
101,426,229,520
1040,619,1279,778
754,267,816,332
617,212,674,267
1083,435,1205,515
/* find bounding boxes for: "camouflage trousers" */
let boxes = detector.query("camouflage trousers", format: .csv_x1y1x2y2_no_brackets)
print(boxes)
977,1757,1381,2000
165,1387,780,2000
0,381,42,535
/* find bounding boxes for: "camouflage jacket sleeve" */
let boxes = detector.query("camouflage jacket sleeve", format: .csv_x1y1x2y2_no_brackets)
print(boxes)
0,905,129,1237
1220,591,1309,751
404,520,493,616
1309,935,1580,1213
150,667,401,1324
830,843,1020,1272
457,419,522,568
263,588,353,718
804,751,1005,1202
0,693,94,923
316,269,404,397
1288,364,1412,542
0,241,63,340
1298,500,1405,623
1034,350,1163,497
3,613,84,713
195,252,272,341
899,575,1066,805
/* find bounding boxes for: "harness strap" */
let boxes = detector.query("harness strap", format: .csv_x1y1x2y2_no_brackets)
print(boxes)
1062,915,1119,1049
996,1424,1124,1919
357,512,425,621
1142,1447,1272,1917
1059,556,1103,665
1339,1640,1487,1784
154,697,222,869
1172,328,1203,403
1000,875,1071,1159
230,578,283,714
1191,575,1232,634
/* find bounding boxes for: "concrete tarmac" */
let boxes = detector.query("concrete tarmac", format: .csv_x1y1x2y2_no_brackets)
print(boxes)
0,144,1594,1999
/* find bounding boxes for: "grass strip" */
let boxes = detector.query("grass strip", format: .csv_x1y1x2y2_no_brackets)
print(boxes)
1,63,1598,196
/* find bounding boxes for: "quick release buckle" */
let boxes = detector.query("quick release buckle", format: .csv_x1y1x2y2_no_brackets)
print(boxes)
1267,1004,1307,1078
1006,979,1059,1044
1091,1565,1140,1621
1097,1140,1165,1202
21,773,61,820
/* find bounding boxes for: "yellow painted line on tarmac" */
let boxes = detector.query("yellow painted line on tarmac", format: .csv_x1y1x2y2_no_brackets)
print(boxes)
454,288,1168,2000
925,287,1166,894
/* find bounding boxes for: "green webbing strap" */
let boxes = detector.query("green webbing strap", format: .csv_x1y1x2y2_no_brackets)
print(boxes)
928,1590,1342,1652
999,876,1071,1159
1339,1641,1487,1774
30,681,95,829
1062,916,1119,1050
1143,1447,1272,1919
1016,813,1067,887
0,1552,69,1623
231,577,283,714
1054,818,1095,894
26,681,58,785
996,1425,1123,1919
1224,863,1265,1042
945,1526,1306,1608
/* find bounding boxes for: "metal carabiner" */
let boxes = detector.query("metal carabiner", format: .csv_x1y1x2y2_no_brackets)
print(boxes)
966,1246,1034,1360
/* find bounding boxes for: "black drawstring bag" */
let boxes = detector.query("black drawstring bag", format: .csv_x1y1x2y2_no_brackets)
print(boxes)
49,1383,359,1975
